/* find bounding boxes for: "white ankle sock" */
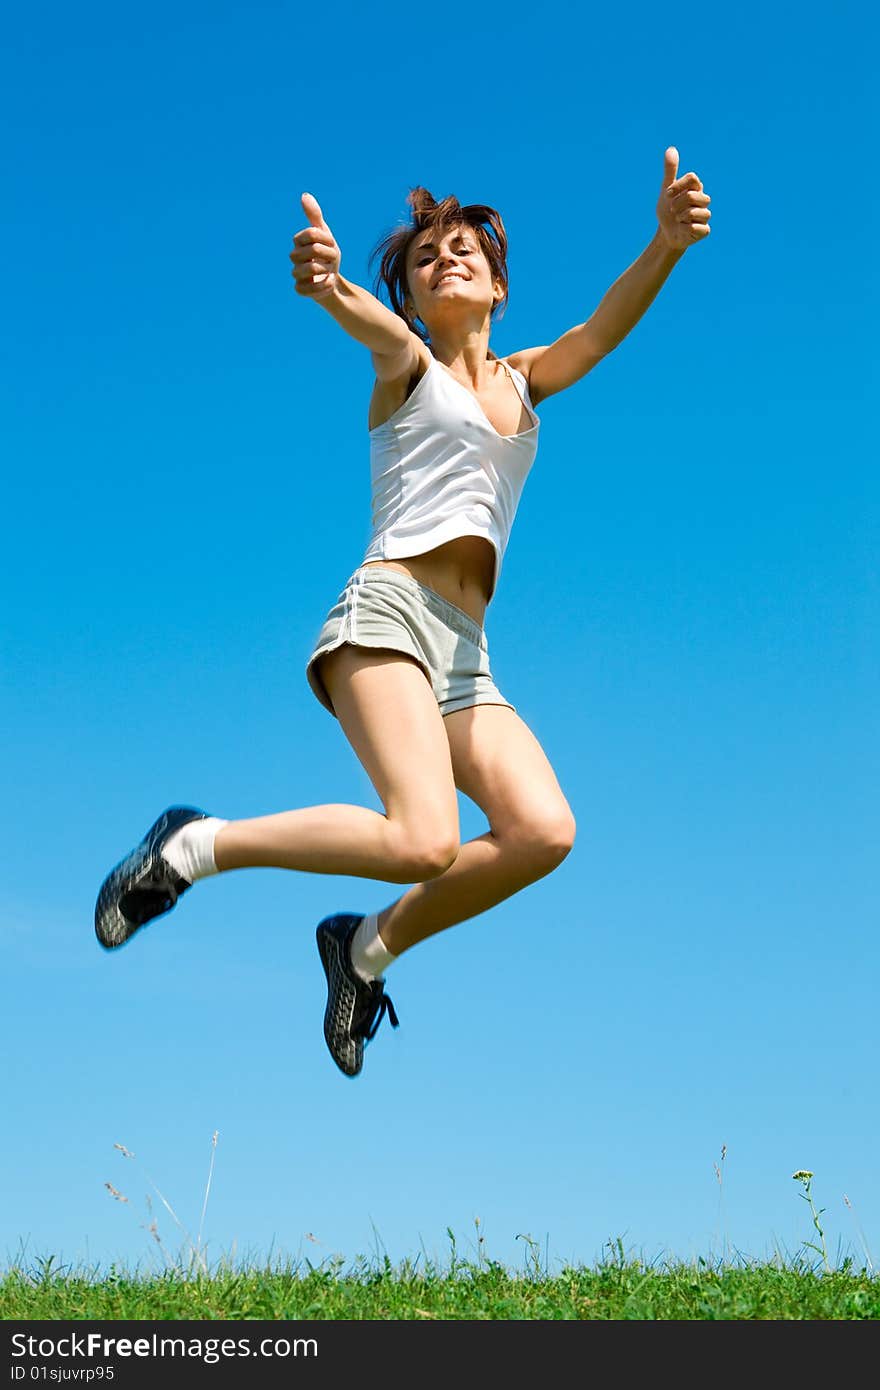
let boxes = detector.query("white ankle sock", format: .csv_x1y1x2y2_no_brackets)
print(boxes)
350,911,397,982
162,816,229,882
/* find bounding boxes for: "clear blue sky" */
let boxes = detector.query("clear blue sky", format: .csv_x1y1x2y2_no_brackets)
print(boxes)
3,0,876,1279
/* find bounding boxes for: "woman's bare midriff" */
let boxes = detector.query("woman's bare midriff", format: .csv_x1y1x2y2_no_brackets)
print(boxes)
361,535,494,628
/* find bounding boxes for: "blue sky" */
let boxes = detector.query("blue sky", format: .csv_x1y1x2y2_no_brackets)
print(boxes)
2,0,876,1279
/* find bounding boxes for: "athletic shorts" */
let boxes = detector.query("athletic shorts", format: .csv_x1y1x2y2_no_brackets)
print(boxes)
305,564,516,720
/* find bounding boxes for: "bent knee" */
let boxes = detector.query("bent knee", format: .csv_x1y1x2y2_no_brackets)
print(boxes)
509,812,577,868
539,815,577,867
394,829,460,881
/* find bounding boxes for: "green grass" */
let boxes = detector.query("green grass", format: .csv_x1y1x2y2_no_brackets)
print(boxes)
2,1250,878,1320
6,1152,874,1319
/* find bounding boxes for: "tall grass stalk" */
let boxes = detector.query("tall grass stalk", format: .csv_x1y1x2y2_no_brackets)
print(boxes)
792,1170,830,1273
197,1131,219,1261
843,1193,874,1274
713,1142,728,1260
109,1138,219,1277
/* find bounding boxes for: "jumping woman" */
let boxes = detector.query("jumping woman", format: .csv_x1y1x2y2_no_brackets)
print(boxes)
94,148,711,1078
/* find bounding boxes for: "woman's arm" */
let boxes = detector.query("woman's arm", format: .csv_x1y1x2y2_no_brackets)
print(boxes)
291,193,410,357
317,274,412,357
515,149,711,405
509,237,685,406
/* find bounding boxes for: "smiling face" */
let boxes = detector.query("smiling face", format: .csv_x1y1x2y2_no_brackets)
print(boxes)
404,223,505,334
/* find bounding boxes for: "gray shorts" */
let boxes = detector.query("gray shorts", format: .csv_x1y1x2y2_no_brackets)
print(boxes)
306,564,516,720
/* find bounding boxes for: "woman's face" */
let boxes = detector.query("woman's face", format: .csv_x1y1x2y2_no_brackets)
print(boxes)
405,224,503,329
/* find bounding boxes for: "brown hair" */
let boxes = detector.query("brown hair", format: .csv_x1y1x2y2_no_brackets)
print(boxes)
368,187,509,350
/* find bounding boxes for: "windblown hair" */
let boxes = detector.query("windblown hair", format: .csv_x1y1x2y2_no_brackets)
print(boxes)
368,187,509,349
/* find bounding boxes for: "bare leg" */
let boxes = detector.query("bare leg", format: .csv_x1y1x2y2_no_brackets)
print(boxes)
374,704,577,955
376,828,567,953
214,804,418,881
213,646,461,885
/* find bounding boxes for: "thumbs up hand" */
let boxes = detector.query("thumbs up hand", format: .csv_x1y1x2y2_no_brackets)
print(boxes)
656,147,712,252
290,193,342,299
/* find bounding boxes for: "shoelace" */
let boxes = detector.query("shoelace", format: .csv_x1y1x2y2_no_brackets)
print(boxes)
355,985,400,1041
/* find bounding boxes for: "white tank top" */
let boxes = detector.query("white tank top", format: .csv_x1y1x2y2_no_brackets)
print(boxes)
362,354,540,603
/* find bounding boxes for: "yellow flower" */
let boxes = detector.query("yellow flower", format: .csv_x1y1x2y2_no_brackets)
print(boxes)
792,1170,814,1181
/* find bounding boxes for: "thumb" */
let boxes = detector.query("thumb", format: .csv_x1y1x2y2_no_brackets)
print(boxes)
662,146,679,194
301,191,327,228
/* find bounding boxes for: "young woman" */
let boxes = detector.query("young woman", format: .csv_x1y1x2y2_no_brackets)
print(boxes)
94,151,710,1079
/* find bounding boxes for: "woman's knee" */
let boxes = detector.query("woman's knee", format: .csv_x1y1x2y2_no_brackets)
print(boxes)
389,821,461,881
505,809,577,872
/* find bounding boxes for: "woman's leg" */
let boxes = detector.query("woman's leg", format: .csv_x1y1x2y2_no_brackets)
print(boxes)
373,704,577,955
213,646,461,885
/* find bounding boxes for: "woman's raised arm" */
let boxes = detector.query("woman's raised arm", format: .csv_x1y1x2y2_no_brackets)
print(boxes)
507,149,711,405
290,193,411,357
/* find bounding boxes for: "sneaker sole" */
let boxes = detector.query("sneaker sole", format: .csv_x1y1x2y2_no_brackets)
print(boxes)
94,805,208,950
316,915,364,1078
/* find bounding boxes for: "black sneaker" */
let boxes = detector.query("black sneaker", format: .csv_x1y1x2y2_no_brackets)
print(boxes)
316,913,399,1077
94,805,210,950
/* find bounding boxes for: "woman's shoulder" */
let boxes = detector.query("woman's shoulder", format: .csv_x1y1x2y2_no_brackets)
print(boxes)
498,348,535,382
368,334,433,433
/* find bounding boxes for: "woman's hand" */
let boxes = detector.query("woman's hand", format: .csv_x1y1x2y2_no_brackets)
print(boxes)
290,193,342,299
656,147,712,252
